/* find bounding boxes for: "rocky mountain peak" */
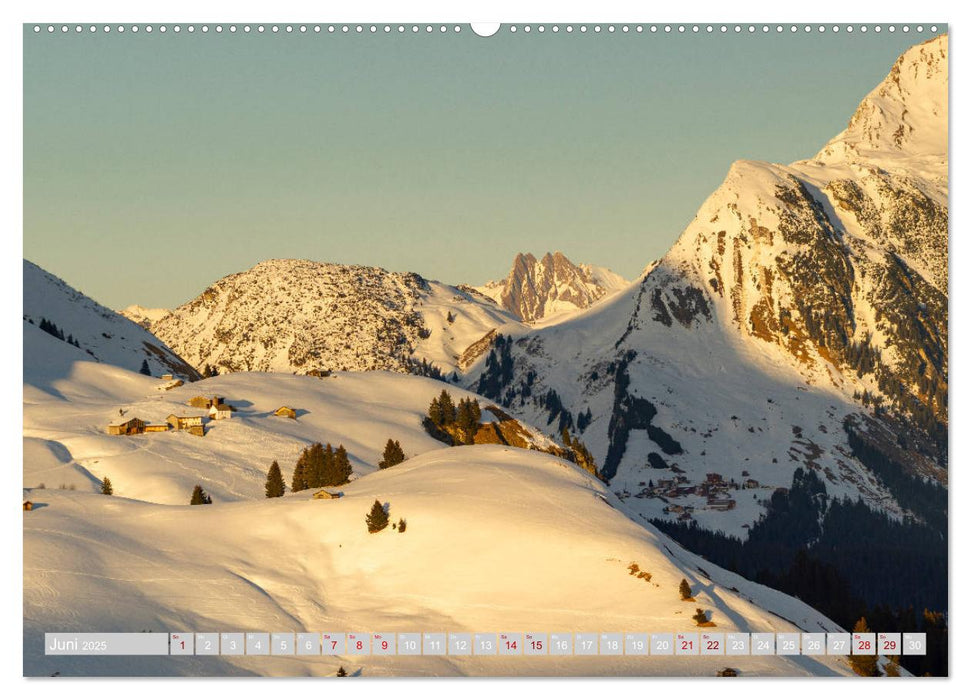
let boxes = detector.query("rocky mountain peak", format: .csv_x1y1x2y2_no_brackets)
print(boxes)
476,251,628,323
814,34,947,170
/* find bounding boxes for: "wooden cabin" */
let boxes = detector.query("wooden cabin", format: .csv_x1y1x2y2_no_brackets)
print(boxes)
144,424,171,433
106,417,146,436
166,414,206,430
160,374,174,381
209,403,233,420
23,500,33,512
274,406,297,420
312,490,341,500
188,395,223,409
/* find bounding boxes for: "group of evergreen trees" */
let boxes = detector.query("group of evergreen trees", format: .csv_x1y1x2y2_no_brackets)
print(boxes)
290,442,352,492
365,500,406,534
38,317,80,348
190,485,212,505
201,363,220,378
475,334,515,401
378,439,405,469
652,466,948,676
405,357,445,381
427,390,482,444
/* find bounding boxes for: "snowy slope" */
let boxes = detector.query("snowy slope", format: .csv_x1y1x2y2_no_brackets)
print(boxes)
119,304,171,329
23,326,558,505
22,328,859,677
150,259,524,377
24,260,198,381
462,35,948,536
476,252,629,323
24,449,853,677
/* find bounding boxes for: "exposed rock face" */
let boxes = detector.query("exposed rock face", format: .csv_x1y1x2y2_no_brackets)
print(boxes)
464,35,949,534
476,251,629,322
150,259,523,376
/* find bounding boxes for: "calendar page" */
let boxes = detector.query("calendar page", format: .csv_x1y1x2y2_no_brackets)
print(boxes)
21,18,948,680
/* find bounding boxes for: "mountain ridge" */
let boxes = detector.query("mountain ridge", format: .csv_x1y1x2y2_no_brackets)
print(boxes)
150,258,525,377
463,34,948,537
475,251,629,323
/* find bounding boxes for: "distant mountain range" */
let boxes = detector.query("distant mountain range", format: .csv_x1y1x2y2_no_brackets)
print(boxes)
27,35,948,538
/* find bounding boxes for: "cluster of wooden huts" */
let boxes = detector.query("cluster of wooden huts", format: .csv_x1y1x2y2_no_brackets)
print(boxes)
106,395,299,437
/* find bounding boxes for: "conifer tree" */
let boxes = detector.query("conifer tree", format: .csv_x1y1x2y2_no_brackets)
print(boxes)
438,390,455,425
455,399,480,443
366,500,389,533
379,439,405,468
190,485,211,505
885,656,901,677
849,617,878,676
291,449,310,492
397,518,407,533
679,578,693,600
428,396,444,426
337,666,347,677
305,442,327,488
265,461,285,498
321,443,336,486
139,359,151,376
333,445,352,485
692,608,709,625
100,476,113,495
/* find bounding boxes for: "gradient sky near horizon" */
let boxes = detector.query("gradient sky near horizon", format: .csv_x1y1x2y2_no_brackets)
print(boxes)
24,24,936,310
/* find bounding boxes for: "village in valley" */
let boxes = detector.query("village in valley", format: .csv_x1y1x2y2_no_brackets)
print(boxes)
612,469,783,527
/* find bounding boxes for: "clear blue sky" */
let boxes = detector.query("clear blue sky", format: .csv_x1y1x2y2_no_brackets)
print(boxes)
23,25,935,309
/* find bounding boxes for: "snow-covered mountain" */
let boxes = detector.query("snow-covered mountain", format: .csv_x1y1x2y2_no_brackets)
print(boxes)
119,304,171,329
475,251,629,323
462,35,948,535
23,340,854,677
23,260,199,381
149,259,525,377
